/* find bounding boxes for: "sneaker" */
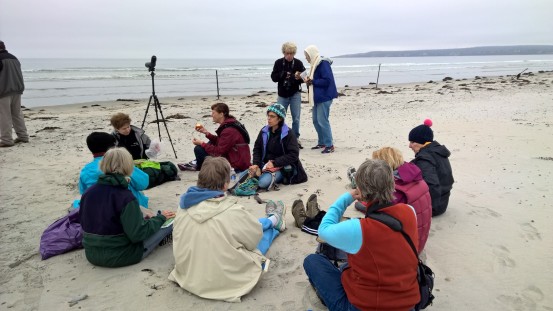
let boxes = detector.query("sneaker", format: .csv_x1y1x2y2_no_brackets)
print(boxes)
347,166,357,188
0,142,14,148
297,139,304,149
306,194,321,218
321,146,335,154
311,144,325,150
14,138,29,143
177,161,197,171
292,199,307,228
266,200,286,232
275,200,287,232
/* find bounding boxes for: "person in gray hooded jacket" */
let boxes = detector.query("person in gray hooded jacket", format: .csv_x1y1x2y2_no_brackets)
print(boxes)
110,112,152,160
0,40,29,147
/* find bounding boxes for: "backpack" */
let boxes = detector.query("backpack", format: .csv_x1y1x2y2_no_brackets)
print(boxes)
135,160,179,189
366,203,435,310
217,121,250,144
232,177,259,196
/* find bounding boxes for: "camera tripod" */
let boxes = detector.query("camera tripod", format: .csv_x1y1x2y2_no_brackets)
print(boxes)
141,70,178,158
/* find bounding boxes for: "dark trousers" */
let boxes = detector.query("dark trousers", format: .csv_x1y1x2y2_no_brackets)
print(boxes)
194,145,209,169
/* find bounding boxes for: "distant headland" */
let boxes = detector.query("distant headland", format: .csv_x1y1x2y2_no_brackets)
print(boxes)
335,45,553,58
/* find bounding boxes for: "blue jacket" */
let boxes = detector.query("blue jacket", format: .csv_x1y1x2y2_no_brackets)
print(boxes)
312,60,338,104
73,156,150,208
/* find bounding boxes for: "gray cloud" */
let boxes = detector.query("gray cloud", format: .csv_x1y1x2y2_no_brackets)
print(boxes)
1,0,552,58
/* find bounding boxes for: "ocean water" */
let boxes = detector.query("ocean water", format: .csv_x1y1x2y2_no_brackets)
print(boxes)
21,55,553,108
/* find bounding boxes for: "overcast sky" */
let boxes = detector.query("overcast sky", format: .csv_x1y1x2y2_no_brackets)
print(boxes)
1,0,552,59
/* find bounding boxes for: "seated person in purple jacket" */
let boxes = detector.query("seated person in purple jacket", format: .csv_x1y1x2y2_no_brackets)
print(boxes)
372,147,432,253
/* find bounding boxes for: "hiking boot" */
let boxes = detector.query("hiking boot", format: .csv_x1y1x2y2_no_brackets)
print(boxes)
14,137,29,143
292,199,307,228
347,166,357,189
306,194,321,218
311,144,325,150
321,146,335,154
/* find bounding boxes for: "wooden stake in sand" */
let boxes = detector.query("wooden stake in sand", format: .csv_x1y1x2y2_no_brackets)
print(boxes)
376,63,382,89
216,70,220,99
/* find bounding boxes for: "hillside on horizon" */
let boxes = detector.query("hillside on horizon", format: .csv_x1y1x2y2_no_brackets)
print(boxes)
335,45,553,58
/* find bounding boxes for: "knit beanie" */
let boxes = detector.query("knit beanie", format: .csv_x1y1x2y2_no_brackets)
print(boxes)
267,103,286,119
408,119,434,144
86,132,116,154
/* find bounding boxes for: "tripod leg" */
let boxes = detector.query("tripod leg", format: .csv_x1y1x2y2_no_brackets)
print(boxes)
141,95,154,129
153,96,162,142
153,95,178,159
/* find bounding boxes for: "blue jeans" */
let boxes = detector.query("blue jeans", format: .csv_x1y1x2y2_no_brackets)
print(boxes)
256,218,279,255
258,171,283,189
277,92,302,138
142,225,173,259
303,253,359,311
312,100,333,146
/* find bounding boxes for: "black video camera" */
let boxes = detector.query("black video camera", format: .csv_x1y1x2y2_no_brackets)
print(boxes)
145,55,157,72
283,71,293,89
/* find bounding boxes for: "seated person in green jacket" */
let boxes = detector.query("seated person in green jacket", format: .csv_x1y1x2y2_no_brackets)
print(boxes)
79,147,175,267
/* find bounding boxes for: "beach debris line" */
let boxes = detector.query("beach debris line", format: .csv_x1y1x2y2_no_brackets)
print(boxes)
36,126,62,132
68,294,88,307
165,113,190,120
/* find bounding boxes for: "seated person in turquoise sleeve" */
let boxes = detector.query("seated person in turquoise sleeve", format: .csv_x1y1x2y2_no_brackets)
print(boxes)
73,132,150,209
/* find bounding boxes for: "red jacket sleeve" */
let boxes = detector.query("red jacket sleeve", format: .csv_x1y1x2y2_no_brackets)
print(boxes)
201,127,241,157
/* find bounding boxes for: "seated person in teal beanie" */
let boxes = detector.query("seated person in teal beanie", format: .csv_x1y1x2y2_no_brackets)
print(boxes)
73,132,150,209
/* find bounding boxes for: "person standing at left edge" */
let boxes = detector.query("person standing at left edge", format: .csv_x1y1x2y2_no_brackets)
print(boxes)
271,42,306,149
0,40,29,148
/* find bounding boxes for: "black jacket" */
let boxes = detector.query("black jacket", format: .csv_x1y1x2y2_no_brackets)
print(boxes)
271,57,306,98
411,141,454,216
252,124,307,184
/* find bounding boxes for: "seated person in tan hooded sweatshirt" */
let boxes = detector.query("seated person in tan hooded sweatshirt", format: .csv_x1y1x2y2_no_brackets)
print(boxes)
168,156,286,302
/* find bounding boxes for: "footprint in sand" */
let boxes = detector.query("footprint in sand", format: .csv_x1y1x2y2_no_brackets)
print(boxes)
520,222,542,241
492,245,516,269
467,205,501,218
301,284,326,311
497,285,544,310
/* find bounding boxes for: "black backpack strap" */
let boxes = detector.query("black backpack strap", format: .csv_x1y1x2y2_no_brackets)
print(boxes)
366,209,419,259
219,121,250,144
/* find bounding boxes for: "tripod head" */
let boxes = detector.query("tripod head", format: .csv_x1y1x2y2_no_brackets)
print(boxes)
145,55,157,72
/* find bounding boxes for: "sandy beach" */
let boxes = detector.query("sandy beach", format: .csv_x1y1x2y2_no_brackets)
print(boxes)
1,71,552,310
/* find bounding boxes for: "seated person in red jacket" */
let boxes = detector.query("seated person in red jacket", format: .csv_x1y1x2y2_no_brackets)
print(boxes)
304,159,420,310
79,147,174,267
181,103,251,172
